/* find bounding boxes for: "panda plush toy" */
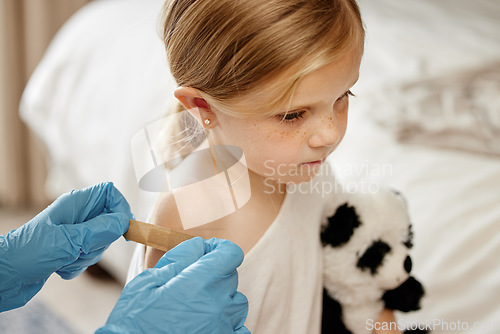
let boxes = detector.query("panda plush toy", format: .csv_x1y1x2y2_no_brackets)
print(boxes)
321,186,425,334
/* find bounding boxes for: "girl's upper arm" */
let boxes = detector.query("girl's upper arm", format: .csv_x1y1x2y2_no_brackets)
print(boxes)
373,309,401,334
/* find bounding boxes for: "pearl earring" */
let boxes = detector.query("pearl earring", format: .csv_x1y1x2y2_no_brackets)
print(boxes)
204,119,211,126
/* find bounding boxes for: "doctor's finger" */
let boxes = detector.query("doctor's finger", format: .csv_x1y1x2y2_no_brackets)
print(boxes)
229,291,249,330
154,237,204,269
62,211,130,254
56,248,107,280
50,182,132,225
199,238,245,276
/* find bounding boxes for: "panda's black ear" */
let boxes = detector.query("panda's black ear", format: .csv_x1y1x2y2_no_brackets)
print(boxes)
357,240,391,275
321,203,361,247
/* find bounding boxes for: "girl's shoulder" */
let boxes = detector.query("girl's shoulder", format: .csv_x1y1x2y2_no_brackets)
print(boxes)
145,192,194,268
150,192,185,231
150,191,220,240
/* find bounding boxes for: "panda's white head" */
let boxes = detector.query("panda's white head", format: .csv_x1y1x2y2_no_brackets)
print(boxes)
321,187,414,304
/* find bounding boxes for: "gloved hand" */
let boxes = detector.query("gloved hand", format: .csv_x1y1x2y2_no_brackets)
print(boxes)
0,182,133,312
97,237,250,334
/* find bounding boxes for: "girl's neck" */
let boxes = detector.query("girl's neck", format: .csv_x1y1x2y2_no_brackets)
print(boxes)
247,169,287,214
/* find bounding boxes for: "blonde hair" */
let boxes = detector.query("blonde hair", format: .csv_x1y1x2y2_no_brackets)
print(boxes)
158,0,364,163
163,0,364,117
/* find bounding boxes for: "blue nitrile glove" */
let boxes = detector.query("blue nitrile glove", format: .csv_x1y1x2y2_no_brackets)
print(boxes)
97,237,250,334
0,182,133,312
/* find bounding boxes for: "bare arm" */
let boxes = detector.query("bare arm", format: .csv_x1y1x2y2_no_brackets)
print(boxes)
144,193,185,268
373,309,401,334
144,193,217,268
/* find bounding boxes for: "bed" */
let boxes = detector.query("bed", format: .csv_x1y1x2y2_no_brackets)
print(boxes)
20,0,500,332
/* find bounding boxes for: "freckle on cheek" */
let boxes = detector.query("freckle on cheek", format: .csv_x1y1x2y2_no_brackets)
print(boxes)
320,115,334,129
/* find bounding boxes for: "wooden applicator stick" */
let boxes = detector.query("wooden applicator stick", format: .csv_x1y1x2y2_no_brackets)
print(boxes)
124,219,193,252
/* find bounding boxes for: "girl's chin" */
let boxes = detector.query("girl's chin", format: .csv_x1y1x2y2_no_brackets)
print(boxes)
251,164,321,187
267,172,318,186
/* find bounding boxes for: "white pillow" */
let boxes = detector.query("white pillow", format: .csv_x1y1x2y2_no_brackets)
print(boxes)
357,0,500,95
356,0,500,156
371,63,500,157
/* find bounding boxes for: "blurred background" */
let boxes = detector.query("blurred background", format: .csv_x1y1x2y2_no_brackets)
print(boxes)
0,0,88,211
0,0,499,333
0,1,121,333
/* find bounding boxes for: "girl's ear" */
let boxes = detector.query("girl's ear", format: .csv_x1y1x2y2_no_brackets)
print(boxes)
174,87,217,128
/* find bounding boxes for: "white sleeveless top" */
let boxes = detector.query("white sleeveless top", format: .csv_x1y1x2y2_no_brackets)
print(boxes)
127,163,336,334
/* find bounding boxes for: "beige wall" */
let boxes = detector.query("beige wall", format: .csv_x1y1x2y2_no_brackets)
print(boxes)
0,0,90,209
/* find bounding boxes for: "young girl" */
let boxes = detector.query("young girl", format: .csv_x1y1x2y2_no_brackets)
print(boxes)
129,0,400,332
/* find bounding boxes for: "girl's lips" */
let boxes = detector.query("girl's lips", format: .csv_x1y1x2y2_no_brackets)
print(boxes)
301,158,325,167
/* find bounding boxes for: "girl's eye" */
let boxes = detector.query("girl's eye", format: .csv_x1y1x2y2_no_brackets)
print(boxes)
277,111,306,123
338,90,355,101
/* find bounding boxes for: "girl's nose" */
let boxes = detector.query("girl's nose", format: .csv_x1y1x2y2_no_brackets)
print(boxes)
308,115,342,148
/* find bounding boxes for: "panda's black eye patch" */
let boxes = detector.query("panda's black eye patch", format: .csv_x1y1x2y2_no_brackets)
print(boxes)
357,240,391,275
403,224,414,249
321,203,361,247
